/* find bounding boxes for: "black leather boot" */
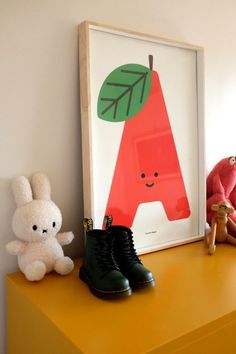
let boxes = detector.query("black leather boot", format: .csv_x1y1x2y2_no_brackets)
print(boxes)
79,229,132,299
107,225,155,289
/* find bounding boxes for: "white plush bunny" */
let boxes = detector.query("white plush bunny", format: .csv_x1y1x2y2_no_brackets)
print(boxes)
6,173,74,281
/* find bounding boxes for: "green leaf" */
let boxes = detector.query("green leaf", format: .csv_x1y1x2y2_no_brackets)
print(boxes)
97,64,151,122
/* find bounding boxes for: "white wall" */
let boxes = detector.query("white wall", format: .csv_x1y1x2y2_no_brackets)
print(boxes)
1,0,236,352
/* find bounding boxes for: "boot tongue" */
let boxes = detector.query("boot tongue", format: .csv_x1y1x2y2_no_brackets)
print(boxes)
87,229,107,238
107,225,132,236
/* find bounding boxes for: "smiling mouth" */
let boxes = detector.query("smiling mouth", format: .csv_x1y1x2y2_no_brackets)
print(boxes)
145,183,155,188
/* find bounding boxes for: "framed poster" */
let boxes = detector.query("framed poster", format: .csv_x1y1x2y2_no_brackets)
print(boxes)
79,21,205,254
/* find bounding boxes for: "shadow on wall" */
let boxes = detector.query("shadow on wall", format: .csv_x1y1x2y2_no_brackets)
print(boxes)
0,177,16,270
0,177,18,354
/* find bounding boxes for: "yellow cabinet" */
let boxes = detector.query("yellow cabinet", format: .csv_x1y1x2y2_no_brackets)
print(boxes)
6,241,236,354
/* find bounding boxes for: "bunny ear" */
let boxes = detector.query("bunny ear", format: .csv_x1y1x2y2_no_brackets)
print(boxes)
31,173,51,200
12,176,33,206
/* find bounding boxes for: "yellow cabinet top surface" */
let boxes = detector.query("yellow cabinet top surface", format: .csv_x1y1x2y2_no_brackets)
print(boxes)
7,241,236,354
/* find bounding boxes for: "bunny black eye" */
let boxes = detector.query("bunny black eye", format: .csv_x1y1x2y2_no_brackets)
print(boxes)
52,221,56,228
141,173,145,179
32,225,37,231
154,172,158,177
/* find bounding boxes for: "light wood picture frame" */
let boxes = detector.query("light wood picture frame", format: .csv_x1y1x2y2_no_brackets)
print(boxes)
79,21,205,254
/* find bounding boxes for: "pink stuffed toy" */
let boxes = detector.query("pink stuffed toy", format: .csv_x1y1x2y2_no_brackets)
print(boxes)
207,156,236,232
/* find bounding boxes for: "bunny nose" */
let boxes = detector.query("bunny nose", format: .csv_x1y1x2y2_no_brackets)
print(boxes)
42,229,47,233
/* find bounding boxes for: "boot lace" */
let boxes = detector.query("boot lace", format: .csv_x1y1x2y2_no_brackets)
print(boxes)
119,232,142,265
95,236,119,274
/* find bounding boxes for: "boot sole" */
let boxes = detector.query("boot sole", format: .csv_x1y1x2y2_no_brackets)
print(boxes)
79,266,132,300
130,279,156,290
